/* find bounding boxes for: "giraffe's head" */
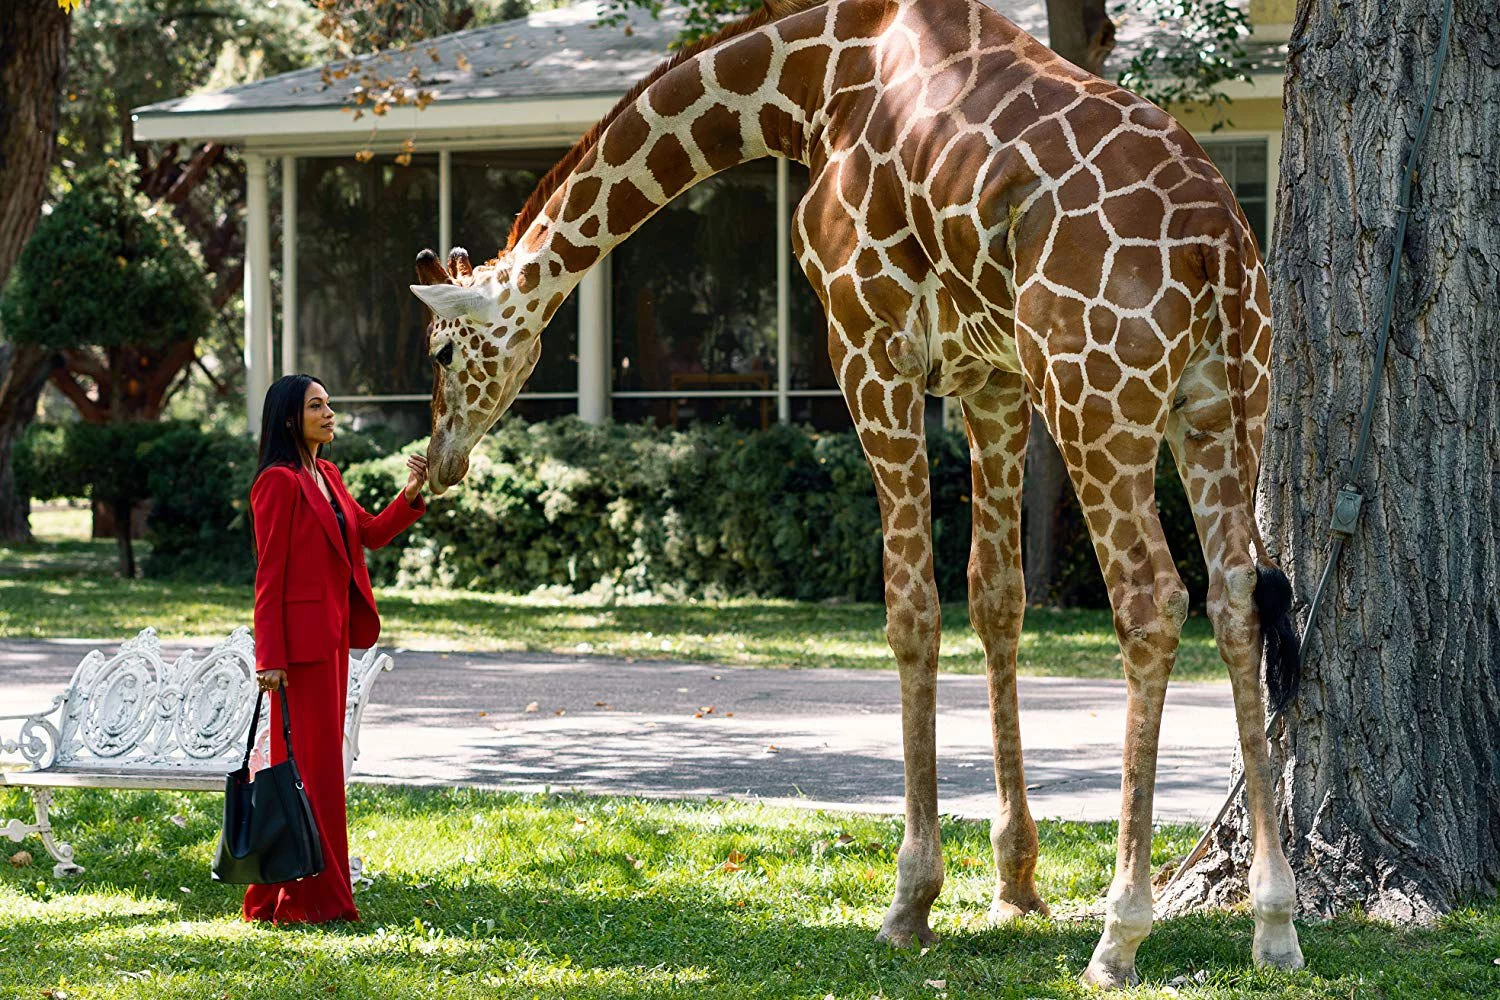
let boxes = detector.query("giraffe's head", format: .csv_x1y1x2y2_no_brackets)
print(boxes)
409,247,542,495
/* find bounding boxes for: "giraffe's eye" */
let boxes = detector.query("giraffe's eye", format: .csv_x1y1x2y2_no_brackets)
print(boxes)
433,342,454,368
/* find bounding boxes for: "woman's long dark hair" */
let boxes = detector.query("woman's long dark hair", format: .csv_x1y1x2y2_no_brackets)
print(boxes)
255,373,326,483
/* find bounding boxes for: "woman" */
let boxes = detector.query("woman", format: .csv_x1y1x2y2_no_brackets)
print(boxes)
245,373,428,924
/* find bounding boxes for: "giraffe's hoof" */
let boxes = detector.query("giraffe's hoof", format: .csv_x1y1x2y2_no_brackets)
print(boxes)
1253,921,1305,972
986,892,1050,925
875,906,939,949
1080,959,1140,990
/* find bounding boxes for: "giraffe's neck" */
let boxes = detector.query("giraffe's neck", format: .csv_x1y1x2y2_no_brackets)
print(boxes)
499,15,820,323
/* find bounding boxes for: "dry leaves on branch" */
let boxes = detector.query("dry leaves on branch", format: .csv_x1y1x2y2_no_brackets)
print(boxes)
8,851,31,868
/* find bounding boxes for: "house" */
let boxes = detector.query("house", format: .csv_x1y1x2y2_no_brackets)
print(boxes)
131,0,1291,437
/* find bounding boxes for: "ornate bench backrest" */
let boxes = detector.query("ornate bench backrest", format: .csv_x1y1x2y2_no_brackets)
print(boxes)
28,627,388,779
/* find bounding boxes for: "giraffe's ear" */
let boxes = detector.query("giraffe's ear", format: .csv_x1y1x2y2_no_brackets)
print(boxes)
414,248,452,286
409,283,498,322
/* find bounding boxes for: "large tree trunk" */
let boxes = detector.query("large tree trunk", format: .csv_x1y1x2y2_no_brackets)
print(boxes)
1164,0,1500,922
1023,0,1115,602
0,0,70,544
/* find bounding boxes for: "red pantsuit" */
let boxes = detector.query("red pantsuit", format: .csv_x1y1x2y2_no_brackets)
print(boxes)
243,457,425,924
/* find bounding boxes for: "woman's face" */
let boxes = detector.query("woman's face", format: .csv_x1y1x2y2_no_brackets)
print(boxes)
299,382,335,449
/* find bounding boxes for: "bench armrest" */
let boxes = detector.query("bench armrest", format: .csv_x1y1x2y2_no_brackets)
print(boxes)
0,694,67,771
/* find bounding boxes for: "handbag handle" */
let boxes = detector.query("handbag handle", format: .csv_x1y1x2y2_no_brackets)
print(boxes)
239,683,296,771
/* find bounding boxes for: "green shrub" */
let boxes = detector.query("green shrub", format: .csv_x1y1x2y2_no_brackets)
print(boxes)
341,417,1208,607
19,415,1207,607
138,425,259,583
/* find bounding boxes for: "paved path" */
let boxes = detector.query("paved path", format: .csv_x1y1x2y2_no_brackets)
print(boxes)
0,638,1238,823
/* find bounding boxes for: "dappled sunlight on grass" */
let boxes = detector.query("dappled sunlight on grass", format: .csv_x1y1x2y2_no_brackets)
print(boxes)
0,786,1495,998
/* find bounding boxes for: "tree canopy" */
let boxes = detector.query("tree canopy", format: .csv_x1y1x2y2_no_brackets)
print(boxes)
1,166,210,357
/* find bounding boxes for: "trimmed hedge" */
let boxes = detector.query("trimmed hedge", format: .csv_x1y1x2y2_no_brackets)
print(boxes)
18,416,1208,606
341,417,1209,606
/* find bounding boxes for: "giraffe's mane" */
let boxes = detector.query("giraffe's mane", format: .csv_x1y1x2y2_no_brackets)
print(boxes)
499,0,827,257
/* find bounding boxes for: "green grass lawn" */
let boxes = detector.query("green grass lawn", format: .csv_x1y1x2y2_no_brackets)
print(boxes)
0,514,1224,680
1,785,1495,999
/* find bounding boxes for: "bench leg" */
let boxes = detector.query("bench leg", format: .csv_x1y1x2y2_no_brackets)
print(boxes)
31,789,84,877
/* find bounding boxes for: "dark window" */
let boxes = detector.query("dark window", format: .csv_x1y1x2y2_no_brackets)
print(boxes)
1198,138,1271,254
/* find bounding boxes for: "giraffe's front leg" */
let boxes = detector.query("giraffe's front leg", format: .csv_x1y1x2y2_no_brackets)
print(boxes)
962,374,1049,924
834,353,944,947
869,462,945,949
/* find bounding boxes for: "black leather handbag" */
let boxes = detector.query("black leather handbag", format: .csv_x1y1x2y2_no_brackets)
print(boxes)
211,686,325,885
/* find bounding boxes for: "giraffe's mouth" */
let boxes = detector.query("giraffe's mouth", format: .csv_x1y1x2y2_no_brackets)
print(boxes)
428,451,470,496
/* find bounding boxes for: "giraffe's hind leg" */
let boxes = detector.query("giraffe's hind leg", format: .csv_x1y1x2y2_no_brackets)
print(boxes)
961,371,1048,922
1166,357,1303,972
1032,376,1186,988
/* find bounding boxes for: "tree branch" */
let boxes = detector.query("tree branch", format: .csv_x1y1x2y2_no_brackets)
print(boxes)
49,369,107,423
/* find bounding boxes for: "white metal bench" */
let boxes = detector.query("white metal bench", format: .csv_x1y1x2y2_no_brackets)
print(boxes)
1,626,391,878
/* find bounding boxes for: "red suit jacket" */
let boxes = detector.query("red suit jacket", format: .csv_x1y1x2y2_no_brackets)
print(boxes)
250,457,426,672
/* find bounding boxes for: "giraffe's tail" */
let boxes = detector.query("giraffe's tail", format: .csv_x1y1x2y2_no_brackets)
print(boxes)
1210,234,1302,714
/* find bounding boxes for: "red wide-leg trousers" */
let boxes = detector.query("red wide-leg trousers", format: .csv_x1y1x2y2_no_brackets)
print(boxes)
243,605,359,924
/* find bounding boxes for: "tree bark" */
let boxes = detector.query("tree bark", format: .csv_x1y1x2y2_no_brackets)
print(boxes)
1164,0,1500,921
1023,0,1115,601
0,0,70,544
0,344,55,543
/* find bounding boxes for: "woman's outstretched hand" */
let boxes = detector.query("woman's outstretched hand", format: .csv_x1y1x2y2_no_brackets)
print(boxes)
403,453,429,502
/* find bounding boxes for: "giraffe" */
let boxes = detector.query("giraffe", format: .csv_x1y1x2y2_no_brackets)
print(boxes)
408,0,1304,986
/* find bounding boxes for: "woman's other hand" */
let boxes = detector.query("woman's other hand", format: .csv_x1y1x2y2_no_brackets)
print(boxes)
403,452,429,502
257,669,288,692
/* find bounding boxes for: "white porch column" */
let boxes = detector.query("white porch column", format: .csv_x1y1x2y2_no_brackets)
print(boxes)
438,149,452,258
776,158,791,424
244,153,273,434
280,155,297,377
577,256,611,424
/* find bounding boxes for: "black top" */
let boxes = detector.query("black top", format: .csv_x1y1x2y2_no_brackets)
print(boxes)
322,484,352,561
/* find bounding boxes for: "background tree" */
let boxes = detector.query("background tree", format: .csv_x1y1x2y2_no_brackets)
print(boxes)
1163,0,1499,920
0,0,71,543
51,0,321,427
2,168,211,428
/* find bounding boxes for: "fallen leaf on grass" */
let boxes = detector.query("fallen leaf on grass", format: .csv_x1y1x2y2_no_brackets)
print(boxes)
727,851,746,864
168,814,187,828
957,856,982,868
719,861,743,873
836,833,855,846
924,980,946,989
8,851,31,867
624,853,644,869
